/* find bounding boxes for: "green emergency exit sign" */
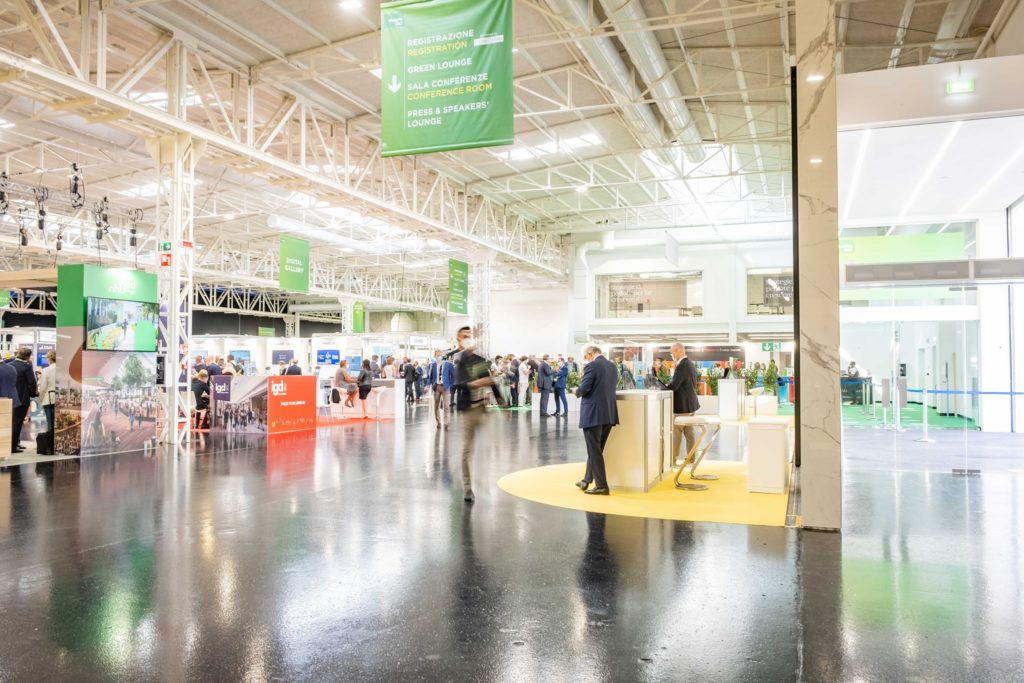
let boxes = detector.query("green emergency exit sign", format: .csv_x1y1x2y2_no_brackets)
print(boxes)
761,342,781,351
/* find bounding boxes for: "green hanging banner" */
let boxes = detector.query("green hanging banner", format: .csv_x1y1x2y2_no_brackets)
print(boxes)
279,235,309,293
258,326,276,337
380,0,514,157
353,301,365,333
448,258,469,315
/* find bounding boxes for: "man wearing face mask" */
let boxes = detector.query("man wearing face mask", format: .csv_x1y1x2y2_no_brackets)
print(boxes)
453,325,500,503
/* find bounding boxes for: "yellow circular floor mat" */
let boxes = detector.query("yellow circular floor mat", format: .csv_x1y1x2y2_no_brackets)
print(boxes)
497,461,789,527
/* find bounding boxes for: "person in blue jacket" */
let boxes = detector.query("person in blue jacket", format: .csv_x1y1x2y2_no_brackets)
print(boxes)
552,359,570,417
428,350,456,428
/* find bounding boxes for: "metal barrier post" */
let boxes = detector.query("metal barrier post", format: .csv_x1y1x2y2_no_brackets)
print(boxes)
915,385,934,443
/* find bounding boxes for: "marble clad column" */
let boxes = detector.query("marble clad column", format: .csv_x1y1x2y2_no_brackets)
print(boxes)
796,0,842,530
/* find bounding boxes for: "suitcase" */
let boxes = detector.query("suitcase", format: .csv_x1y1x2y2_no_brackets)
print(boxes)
36,431,54,456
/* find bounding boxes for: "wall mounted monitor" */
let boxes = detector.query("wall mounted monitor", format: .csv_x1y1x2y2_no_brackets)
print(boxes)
85,297,158,352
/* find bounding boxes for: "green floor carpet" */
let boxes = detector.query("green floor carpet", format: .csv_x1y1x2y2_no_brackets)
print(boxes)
775,402,973,429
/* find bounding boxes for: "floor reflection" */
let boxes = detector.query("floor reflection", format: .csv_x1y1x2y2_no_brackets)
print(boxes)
0,408,1019,680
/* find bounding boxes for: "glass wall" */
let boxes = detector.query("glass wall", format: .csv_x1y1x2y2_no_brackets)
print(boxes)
594,272,703,319
838,220,1020,471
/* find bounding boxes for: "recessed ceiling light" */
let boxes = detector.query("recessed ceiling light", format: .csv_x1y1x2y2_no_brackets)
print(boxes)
512,47,519,53
805,74,824,83
576,184,589,193
338,0,362,9
225,213,236,220
809,157,823,165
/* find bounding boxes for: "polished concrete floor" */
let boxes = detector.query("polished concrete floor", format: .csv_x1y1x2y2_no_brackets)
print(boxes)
0,405,1022,681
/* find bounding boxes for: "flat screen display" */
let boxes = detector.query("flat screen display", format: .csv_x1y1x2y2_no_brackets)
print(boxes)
86,297,158,352
316,349,340,365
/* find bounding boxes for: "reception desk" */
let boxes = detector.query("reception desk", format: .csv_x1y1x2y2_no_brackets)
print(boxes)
603,390,673,492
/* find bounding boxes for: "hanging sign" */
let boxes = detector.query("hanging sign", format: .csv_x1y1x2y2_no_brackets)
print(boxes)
448,258,469,315
353,301,365,333
761,342,782,352
380,0,514,157
279,235,309,293
258,326,276,337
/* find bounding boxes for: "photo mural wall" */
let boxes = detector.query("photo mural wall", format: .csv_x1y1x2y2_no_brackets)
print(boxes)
55,265,161,456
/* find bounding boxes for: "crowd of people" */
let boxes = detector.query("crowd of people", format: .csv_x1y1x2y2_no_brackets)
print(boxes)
394,352,582,418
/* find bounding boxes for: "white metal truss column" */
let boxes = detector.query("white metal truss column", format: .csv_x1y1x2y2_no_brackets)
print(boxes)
150,130,202,445
151,42,204,446
471,255,494,354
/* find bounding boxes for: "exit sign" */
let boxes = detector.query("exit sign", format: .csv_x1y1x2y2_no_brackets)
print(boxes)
160,241,171,251
761,342,781,351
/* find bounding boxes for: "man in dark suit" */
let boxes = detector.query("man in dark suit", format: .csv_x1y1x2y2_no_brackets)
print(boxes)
401,358,416,402
284,359,302,375
537,354,553,417
0,360,18,405
205,355,222,376
8,348,38,452
668,342,700,463
575,344,619,495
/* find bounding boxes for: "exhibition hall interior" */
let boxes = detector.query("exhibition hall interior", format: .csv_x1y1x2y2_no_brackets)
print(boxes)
0,0,1022,680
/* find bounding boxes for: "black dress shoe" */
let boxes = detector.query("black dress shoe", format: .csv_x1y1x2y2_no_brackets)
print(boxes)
575,480,589,490
584,487,610,495
13,447,25,453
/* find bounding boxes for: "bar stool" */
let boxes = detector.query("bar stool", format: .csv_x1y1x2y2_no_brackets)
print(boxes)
672,415,723,491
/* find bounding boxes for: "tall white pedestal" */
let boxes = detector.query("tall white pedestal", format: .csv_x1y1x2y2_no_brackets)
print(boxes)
603,390,672,492
718,379,745,421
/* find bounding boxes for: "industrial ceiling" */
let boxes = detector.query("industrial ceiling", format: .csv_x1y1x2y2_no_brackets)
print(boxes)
0,0,1014,317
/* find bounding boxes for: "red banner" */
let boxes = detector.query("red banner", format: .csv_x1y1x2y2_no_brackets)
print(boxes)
266,375,317,434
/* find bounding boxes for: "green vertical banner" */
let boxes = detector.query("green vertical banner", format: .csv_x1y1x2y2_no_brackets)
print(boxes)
353,301,365,333
0,290,9,309
380,0,514,157
279,235,309,293
448,258,469,314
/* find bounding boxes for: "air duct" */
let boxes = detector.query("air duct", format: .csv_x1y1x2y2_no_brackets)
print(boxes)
390,312,416,332
543,0,703,163
596,0,706,162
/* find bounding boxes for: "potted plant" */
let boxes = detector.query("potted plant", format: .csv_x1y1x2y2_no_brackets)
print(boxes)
764,363,779,396
707,366,722,396
744,367,758,392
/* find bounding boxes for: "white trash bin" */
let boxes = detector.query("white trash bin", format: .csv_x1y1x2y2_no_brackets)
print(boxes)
746,417,790,494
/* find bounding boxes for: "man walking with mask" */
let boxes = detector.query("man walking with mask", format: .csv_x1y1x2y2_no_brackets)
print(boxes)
453,326,498,503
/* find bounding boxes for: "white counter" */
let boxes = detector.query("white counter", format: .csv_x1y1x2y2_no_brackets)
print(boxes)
604,390,673,492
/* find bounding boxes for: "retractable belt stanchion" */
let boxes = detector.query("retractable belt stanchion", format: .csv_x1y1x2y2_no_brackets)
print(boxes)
915,384,935,443
672,416,722,491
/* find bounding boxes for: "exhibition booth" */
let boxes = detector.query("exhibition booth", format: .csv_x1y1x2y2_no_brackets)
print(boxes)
0,264,416,460
498,387,794,527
